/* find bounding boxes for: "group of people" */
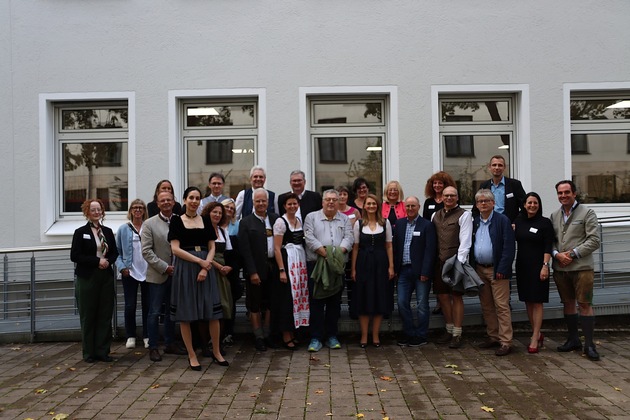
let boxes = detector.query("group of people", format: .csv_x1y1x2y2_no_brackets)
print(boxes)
70,156,602,369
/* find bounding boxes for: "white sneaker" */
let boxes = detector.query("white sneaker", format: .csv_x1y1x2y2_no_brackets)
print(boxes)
143,338,150,349
125,337,136,349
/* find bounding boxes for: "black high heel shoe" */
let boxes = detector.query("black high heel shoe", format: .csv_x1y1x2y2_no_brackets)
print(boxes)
188,358,202,371
211,354,229,367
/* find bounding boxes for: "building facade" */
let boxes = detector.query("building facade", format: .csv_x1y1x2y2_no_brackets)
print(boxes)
1,0,629,248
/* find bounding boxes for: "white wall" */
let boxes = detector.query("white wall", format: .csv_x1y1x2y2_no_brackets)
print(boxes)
2,0,630,247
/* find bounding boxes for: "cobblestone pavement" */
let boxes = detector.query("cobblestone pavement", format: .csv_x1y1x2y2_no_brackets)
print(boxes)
1,331,630,419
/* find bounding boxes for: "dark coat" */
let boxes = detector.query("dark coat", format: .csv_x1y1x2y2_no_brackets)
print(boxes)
238,212,280,281
70,222,118,278
471,211,516,279
393,216,437,280
277,190,322,218
476,177,526,222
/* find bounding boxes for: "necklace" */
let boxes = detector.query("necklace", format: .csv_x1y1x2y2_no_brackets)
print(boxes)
184,213,198,219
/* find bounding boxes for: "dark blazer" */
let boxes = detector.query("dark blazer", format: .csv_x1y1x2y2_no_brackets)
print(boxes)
476,177,526,222
70,222,118,279
238,212,280,281
277,190,322,218
471,211,516,278
393,216,437,280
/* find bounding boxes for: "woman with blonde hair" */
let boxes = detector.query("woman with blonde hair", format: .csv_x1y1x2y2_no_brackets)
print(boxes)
351,194,395,347
116,199,150,350
382,180,406,229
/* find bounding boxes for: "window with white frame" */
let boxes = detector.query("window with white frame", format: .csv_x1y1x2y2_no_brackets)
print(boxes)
570,94,630,203
439,96,515,204
308,97,387,195
56,102,129,213
182,100,257,198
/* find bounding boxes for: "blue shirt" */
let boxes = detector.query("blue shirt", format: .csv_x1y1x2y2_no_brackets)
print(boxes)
402,216,419,265
474,211,494,265
490,177,506,215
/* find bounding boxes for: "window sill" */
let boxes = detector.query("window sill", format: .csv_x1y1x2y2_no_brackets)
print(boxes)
45,218,127,237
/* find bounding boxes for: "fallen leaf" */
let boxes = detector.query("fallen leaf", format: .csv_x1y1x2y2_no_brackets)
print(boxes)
380,389,387,392
309,356,320,361
379,376,393,381
614,387,622,391
67,367,76,371
326,414,333,417
35,389,47,394
134,352,143,355
52,414,69,420
78,388,88,393
48,412,55,415
324,364,331,367
250,393,257,397
307,402,312,405
367,392,375,396
481,406,494,412
150,384,160,389
356,414,365,418
412,381,418,384
452,371,462,375
10,347,20,351
315,390,324,394
56,367,61,370
445,364,458,368
383,417,390,420
478,392,485,396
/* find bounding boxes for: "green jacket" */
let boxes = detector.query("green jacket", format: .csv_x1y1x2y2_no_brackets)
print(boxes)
311,245,346,299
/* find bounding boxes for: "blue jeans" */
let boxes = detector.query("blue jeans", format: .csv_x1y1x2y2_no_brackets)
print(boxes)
122,275,149,339
147,277,175,349
397,265,431,340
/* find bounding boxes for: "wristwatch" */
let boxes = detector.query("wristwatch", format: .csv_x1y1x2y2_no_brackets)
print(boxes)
569,251,577,259
279,268,285,273
543,261,551,267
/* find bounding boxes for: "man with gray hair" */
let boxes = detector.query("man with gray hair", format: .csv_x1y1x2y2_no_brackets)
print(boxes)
238,188,279,351
277,170,322,220
304,189,354,352
471,189,516,356
235,166,276,219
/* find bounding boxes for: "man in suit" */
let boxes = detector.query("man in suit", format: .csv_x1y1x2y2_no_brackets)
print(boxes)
393,196,437,347
477,155,526,222
141,191,186,362
551,180,601,361
471,189,516,356
197,172,229,214
277,170,322,220
238,188,280,351
235,166,276,219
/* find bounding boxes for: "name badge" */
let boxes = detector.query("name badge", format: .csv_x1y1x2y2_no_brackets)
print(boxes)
529,227,538,233
506,193,514,198
413,231,421,237
83,234,91,239
348,214,356,219
428,205,435,209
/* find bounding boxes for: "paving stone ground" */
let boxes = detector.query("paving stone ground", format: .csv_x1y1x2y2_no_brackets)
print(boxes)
1,330,630,419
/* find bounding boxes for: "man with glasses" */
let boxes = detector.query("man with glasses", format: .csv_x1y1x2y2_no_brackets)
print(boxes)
432,186,472,349
471,189,516,356
198,172,229,215
551,180,601,361
141,191,187,362
304,190,354,352
277,170,322,220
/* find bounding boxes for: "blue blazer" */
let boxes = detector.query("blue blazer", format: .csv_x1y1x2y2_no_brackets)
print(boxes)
393,216,437,280
471,211,516,278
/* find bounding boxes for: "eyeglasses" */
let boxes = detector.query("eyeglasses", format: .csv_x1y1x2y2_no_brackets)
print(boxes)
443,194,457,198
131,206,144,211
476,200,493,204
324,198,339,202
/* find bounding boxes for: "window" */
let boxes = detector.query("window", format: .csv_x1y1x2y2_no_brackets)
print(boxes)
308,96,387,195
439,96,515,204
182,99,257,198
570,93,630,203
56,104,129,213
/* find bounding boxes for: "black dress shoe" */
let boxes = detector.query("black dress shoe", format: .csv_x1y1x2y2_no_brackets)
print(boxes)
584,345,601,361
255,337,267,352
85,357,96,363
211,354,230,367
557,339,582,352
149,349,162,362
189,360,202,371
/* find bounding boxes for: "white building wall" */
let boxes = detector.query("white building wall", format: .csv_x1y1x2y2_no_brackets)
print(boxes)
2,0,630,247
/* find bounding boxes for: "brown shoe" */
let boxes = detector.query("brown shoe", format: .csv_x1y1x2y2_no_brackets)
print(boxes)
495,345,512,356
448,335,463,349
436,332,453,344
478,339,500,349
149,349,162,362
